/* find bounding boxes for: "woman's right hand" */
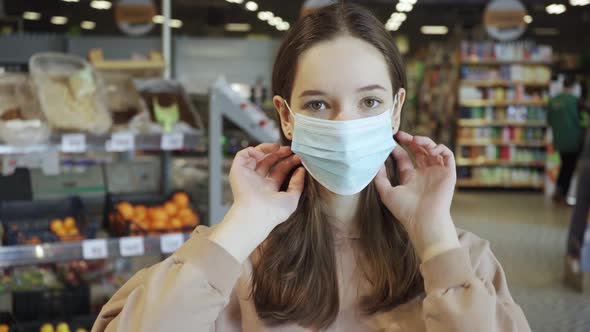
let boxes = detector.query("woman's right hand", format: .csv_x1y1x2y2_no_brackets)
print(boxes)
230,143,306,229
210,143,306,263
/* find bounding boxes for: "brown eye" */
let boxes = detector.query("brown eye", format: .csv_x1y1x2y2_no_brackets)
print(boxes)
362,98,381,109
304,101,327,112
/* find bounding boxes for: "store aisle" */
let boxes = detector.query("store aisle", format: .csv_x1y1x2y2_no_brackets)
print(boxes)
452,192,590,332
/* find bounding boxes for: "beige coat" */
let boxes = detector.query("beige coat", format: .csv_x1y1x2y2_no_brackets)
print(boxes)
92,226,530,331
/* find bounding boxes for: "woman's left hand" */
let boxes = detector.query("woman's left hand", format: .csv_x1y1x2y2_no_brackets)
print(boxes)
375,131,460,261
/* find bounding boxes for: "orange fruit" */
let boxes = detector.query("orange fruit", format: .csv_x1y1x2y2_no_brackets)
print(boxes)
50,219,64,233
164,202,177,216
172,192,190,208
170,218,183,229
153,220,166,230
64,217,76,230
134,205,147,219
152,208,168,223
117,202,134,220
67,227,79,236
178,208,197,225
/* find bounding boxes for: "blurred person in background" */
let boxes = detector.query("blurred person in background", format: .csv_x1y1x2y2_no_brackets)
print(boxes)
548,75,583,205
564,99,590,289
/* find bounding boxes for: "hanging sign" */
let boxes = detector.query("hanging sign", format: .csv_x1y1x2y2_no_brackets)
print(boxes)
483,0,527,41
115,0,157,36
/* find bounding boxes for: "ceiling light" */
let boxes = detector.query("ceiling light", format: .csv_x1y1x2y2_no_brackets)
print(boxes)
81,21,96,30
534,27,559,35
386,21,401,31
90,0,112,10
546,4,566,14
523,15,533,24
421,25,448,35
50,16,68,25
22,11,41,21
62,0,80,2
170,19,182,28
277,22,290,31
258,11,273,21
225,23,251,32
245,1,258,11
152,15,164,24
396,3,413,12
390,12,407,22
269,17,283,26
570,0,590,5
399,0,417,4
226,0,244,3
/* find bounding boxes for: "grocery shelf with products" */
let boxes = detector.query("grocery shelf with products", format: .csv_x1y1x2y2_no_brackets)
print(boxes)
455,41,552,190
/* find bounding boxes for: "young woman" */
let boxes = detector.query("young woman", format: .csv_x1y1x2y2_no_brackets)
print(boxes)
93,4,530,331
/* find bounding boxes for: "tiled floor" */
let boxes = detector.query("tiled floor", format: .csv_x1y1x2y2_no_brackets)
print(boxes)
452,192,590,332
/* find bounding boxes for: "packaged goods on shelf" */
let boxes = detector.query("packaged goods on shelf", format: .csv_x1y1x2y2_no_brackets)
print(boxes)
461,65,551,82
460,41,552,62
135,79,204,133
107,191,200,237
0,73,50,146
29,53,112,135
98,72,147,132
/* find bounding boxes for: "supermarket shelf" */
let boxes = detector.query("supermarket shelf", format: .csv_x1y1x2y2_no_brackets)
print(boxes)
456,139,546,147
0,233,192,268
0,131,206,155
456,179,544,189
460,80,550,87
458,119,547,127
460,60,552,66
460,100,547,107
456,159,546,167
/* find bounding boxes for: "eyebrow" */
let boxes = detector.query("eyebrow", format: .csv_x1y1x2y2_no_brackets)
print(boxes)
298,85,386,98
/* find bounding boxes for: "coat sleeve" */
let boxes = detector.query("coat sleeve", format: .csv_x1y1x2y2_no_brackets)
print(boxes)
91,226,242,332
419,231,531,332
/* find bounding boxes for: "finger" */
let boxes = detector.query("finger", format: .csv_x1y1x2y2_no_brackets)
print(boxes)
268,154,302,187
392,146,414,182
413,136,437,149
255,143,281,154
428,144,455,168
255,146,293,176
395,131,413,145
287,167,306,195
374,165,393,198
234,147,266,170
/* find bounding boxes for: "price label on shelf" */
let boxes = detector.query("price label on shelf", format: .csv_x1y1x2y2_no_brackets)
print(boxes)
82,239,108,260
107,132,135,152
61,134,87,153
161,133,184,151
119,236,145,257
160,233,184,254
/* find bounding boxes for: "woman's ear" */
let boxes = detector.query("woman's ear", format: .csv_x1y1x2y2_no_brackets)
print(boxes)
392,88,406,135
273,95,294,140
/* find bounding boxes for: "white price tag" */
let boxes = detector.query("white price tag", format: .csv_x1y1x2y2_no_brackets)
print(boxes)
61,134,87,153
161,133,184,151
160,233,184,254
82,239,108,260
107,132,135,152
119,236,145,257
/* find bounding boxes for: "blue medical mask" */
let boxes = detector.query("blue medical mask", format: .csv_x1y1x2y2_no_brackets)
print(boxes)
285,96,398,195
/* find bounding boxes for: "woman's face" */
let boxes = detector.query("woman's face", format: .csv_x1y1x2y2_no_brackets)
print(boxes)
274,34,405,140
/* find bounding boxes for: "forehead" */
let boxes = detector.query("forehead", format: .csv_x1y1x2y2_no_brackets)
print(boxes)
292,35,392,95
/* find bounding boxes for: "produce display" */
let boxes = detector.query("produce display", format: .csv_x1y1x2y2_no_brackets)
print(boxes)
49,217,83,242
110,192,199,235
29,52,112,134
0,73,50,146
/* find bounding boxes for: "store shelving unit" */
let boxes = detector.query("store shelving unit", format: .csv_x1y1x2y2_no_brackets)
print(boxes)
456,41,552,189
0,233,191,268
0,132,205,155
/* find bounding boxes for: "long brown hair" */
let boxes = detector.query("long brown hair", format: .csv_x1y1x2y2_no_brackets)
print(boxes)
252,3,423,329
